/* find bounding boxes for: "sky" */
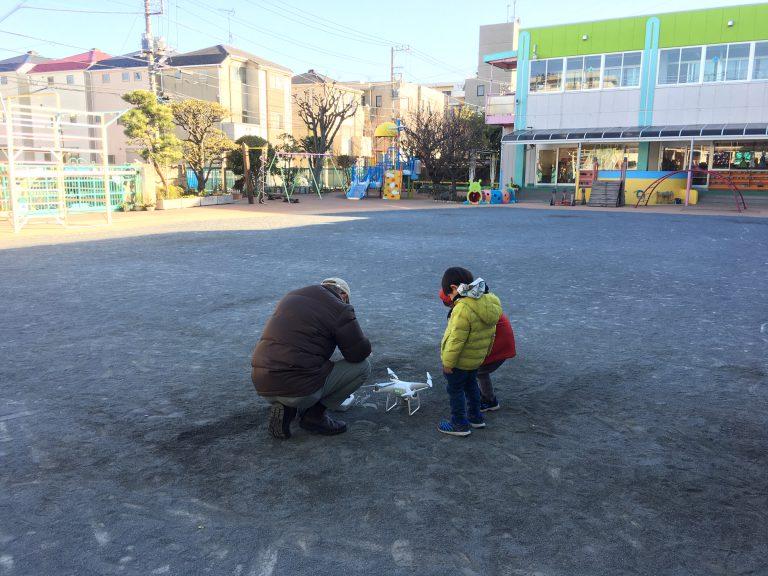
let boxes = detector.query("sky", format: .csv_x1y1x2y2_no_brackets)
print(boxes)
0,0,760,83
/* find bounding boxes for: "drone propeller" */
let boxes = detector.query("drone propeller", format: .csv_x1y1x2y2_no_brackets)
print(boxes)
387,367,398,381
426,372,432,388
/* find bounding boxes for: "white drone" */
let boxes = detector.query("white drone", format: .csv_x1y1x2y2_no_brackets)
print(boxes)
369,368,433,415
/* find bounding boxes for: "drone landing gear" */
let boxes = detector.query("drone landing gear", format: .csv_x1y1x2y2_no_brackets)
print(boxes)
385,393,421,416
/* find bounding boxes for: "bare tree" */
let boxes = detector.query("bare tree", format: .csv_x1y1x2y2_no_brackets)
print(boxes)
434,108,485,195
294,82,358,185
402,105,444,185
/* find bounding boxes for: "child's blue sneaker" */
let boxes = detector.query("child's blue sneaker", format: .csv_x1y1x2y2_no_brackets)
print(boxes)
480,396,500,412
438,419,471,437
468,416,486,429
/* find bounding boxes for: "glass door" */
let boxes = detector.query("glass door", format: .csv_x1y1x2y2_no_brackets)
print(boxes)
557,147,578,184
536,148,557,184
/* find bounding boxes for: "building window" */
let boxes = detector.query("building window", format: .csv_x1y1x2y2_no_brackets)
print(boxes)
704,43,750,82
726,43,750,81
530,58,563,93
69,114,77,124
65,74,75,85
134,71,142,81
529,60,546,92
713,142,768,170
0,77,6,85
679,47,702,83
270,112,282,130
580,144,638,170
565,56,600,91
108,154,116,164
754,42,768,80
375,94,382,107
47,76,54,86
622,52,641,86
546,58,564,91
660,47,702,85
476,84,485,97
603,54,623,88
565,57,584,90
102,73,110,83
238,67,246,83
269,74,283,90
121,72,130,82
361,94,366,106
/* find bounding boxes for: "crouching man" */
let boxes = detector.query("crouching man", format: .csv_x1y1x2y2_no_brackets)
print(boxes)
251,278,372,439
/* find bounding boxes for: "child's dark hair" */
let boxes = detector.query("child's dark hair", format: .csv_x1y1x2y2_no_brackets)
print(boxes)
441,267,474,295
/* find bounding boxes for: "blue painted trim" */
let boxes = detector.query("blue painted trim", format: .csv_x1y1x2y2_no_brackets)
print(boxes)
599,170,688,179
639,17,660,126
637,142,651,170
483,50,518,64
513,31,531,187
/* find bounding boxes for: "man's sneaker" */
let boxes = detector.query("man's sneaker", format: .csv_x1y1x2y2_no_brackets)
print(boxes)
299,405,347,436
468,416,486,429
480,396,500,412
438,419,471,437
268,402,297,439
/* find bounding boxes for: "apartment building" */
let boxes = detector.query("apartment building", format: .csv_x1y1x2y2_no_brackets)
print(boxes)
465,22,519,109
292,70,369,157
87,45,293,163
485,3,768,196
0,51,50,99
428,81,465,108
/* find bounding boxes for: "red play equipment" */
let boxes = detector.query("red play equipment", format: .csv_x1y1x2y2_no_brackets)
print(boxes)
635,168,748,213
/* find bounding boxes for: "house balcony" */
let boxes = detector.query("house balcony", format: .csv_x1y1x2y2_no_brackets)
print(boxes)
485,94,516,126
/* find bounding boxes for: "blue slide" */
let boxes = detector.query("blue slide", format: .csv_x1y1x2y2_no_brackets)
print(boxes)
346,178,369,200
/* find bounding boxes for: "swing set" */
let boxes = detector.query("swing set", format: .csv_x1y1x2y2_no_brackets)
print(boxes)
266,152,341,203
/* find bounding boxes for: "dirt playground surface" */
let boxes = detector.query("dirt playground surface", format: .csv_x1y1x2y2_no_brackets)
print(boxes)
1,202,767,575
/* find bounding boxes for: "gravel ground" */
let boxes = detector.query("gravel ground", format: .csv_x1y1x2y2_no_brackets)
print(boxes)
1,207,767,576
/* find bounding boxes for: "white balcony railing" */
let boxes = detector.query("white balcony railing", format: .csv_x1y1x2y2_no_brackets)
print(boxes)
485,94,515,126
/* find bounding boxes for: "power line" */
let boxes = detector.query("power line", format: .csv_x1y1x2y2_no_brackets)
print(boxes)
20,6,143,15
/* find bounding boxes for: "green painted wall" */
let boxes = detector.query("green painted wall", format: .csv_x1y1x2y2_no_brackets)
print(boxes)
524,2,768,58
658,4,768,47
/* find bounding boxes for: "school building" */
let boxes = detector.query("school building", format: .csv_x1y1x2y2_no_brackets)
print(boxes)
485,3,768,204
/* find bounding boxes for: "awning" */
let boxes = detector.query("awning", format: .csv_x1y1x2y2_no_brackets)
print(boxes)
502,124,768,144
483,50,518,70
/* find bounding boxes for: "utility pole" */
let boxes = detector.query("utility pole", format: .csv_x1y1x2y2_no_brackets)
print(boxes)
143,0,156,95
142,0,164,97
389,44,409,118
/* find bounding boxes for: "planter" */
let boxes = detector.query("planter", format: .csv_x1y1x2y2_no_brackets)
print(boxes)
200,195,218,206
216,193,234,205
146,206,156,212
157,197,200,210
232,192,243,201
157,198,181,210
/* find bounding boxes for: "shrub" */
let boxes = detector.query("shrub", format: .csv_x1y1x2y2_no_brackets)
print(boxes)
157,185,184,200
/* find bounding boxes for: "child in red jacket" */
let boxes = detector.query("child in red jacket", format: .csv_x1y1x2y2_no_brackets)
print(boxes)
439,287,516,411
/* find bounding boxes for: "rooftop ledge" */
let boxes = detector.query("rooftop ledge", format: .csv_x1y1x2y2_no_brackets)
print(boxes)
483,50,518,70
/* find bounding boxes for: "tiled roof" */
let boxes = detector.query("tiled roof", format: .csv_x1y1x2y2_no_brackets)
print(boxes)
166,45,291,72
30,49,111,73
0,51,50,73
293,69,337,85
89,53,148,70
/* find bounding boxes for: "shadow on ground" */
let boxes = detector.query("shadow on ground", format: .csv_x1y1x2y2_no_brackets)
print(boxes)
1,208,767,575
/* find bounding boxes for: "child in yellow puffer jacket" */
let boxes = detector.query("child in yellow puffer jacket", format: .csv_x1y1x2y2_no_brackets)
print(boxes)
438,267,502,437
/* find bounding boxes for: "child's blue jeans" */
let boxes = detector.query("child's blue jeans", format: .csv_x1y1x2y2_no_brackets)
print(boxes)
444,368,482,426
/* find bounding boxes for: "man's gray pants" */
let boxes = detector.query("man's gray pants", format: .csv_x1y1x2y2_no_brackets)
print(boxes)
270,359,372,412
